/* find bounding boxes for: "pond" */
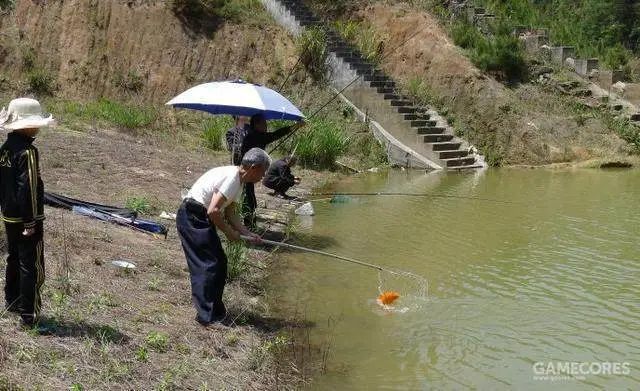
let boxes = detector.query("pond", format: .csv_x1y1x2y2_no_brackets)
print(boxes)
267,168,640,390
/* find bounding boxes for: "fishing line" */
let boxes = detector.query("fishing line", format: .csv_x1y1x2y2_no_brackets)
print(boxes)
244,236,429,306
269,24,432,154
311,192,518,205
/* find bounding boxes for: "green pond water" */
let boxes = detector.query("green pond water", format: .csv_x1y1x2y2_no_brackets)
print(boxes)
267,168,640,390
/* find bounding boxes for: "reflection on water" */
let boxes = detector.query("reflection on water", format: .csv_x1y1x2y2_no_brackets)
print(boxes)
267,168,640,390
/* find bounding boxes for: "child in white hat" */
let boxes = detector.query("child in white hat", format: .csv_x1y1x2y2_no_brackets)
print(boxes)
0,98,55,326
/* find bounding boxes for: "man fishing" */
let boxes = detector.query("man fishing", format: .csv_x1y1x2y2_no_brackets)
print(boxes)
176,148,268,326
225,115,249,165
240,114,305,227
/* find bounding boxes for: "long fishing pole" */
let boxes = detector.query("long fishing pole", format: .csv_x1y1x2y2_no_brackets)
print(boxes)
312,192,518,204
242,235,383,271
269,24,432,154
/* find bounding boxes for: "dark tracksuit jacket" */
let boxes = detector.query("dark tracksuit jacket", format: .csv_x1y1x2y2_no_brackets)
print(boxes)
262,159,295,195
0,132,45,323
239,126,293,226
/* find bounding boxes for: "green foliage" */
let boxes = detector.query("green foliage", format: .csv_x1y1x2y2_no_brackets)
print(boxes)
451,20,527,82
476,0,640,61
297,27,328,83
145,331,169,353
603,44,632,70
113,70,144,93
168,0,265,24
91,100,156,129
201,117,231,151
0,0,14,11
135,346,149,362
605,116,640,152
225,240,247,282
126,197,152,215
334,20,386,63
27,69,56,96
287,119,350,169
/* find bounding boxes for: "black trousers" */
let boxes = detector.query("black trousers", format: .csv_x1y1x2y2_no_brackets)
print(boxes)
176,199,227,324
242,182,257,228
4,221,44,323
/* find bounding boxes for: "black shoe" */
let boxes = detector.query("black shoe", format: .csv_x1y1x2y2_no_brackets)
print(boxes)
195,313,226,327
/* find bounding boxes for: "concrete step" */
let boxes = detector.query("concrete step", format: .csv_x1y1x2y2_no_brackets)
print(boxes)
444,156,476,167
439,150,469,159
397,106,418,114
422,134,454,143
403,113,426,121
370,81,395,88
384,94,400,100
410,119,435,127
390,99,412,107
364,74,391,82
431,141,461,151
377,87,394,94
631,113,640,121
416,126,445,134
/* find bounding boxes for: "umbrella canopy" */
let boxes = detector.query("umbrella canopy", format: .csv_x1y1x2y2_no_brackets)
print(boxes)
166,80,305,121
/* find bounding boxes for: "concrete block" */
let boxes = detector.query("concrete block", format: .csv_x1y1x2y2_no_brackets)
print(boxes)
612,69,626,84
551,46,575,65
574,58,599,76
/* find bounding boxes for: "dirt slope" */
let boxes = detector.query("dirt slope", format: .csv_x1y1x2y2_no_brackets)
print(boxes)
0,0,296,103
354,4,629,165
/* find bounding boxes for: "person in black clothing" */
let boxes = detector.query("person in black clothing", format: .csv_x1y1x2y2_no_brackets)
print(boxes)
240,114,305,227
0,98,54,326
225,115,249,165
262,156,300,199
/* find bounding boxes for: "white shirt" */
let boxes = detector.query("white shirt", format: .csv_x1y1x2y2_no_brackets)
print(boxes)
186,166,242,209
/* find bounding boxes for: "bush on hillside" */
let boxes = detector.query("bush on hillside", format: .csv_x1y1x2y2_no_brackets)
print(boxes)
27,69,56,96
297,27,328,84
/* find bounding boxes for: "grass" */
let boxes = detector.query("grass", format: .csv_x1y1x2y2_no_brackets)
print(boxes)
202,116,232,151
125,196,153,215
145,331,169,353
52,99,157,130
297,27,329,84
168,0,269,26
334,20,386,64
225,240,248,282
27,69,56,96
285,119,350,169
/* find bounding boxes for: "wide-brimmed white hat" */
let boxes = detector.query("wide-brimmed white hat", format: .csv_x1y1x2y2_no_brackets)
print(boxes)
0,98,56,131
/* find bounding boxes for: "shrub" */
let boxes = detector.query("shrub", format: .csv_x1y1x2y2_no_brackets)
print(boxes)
471,34,528,82
225,240,247,282
145,331,169,353
297,27,328,83
451,21,483,49
291,119,350,169
114,70,145,93
27,69,56,95
126,197,152,215
603,44,631,70
334,20,386,63
202,117,231,151
93,99,156,129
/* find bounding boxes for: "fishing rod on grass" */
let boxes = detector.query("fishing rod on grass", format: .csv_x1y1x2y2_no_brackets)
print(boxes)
269,24,433,154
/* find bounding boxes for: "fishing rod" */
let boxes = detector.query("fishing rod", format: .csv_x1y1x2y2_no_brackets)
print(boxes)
269,24,432,154
312,192,518,204
242,235,383,271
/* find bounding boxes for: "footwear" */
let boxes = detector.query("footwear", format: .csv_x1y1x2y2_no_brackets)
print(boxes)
4,304,20,314
195,314,226,327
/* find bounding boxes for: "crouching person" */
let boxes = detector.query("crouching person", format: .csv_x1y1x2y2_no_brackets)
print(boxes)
262,156,300,199
176,148,268,326
0,98,55,327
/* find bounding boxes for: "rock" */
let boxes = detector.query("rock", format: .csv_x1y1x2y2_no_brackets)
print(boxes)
294,202,314,216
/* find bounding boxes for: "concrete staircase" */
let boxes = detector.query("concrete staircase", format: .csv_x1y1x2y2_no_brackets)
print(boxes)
274,0,483,170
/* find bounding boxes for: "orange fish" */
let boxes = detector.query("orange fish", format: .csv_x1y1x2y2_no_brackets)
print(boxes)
377,291,400,306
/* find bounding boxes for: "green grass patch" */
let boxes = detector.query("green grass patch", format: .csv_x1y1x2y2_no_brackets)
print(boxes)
145,331,169,353
202,116,232,151
286,119,350,169
334,20,387,64
27,69,56,96
125,197,152,215
225,240,247,282
53,99,156,130
297,27,329,84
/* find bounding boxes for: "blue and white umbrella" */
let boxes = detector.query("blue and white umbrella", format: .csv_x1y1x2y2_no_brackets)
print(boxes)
166,80,305,121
